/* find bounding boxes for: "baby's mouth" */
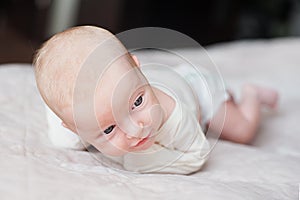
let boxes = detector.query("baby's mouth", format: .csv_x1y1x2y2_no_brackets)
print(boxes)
131,132,152,147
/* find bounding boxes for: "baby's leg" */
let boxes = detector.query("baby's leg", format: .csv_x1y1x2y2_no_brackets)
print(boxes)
209,84,278,144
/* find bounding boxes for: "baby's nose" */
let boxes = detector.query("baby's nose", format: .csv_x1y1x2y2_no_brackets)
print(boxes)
126,122,144,139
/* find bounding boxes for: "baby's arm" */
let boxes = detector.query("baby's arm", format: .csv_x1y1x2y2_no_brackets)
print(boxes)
45,104,89,150
123,142,208,174
209,84,278,144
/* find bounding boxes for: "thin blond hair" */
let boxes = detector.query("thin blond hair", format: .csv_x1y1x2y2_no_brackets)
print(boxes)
33,26,119,118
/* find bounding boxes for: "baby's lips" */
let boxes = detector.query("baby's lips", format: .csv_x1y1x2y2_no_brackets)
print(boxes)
130,131,152,147
131,136,148,147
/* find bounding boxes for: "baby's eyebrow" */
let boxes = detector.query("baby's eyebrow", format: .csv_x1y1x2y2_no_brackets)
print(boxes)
96,101,113,121
98,111,115,131
98,120,112,132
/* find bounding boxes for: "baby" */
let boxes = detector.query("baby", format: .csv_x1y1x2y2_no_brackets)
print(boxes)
33,26,278,174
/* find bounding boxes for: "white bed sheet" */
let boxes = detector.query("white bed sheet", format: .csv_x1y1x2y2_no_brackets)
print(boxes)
0,38,299,199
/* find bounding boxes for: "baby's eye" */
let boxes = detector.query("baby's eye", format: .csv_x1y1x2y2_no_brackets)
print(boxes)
132,95,143,109
103,125,115,134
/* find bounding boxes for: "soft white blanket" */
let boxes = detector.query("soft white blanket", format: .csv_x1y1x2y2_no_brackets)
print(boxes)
0,38,299,199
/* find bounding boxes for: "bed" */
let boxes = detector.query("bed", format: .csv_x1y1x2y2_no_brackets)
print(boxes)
0,38,299,199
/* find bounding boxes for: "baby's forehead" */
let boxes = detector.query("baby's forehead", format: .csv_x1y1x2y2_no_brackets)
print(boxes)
96,57,135,94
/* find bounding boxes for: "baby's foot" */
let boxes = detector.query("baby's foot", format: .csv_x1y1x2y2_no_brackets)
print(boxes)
245,84,279,109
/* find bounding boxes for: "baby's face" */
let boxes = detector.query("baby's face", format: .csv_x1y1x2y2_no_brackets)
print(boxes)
75,56,164,156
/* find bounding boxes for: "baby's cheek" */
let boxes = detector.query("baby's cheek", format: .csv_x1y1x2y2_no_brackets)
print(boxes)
95,135,129,156
148,104,164,129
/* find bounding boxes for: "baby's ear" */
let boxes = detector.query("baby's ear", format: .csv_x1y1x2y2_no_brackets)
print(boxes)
131,54,140,67
61,122,78,135
61,122,68,128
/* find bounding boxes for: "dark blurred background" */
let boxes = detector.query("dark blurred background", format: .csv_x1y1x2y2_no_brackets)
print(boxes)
0,0,299,64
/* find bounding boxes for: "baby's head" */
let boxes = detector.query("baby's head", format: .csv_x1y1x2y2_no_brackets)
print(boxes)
34,26,164,156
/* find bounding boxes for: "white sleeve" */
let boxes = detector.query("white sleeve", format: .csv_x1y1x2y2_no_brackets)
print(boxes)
123,142,209,175
45,103,89,150
122,102,210,174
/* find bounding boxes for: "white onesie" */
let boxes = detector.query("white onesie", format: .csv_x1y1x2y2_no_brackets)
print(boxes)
105,65,215,174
